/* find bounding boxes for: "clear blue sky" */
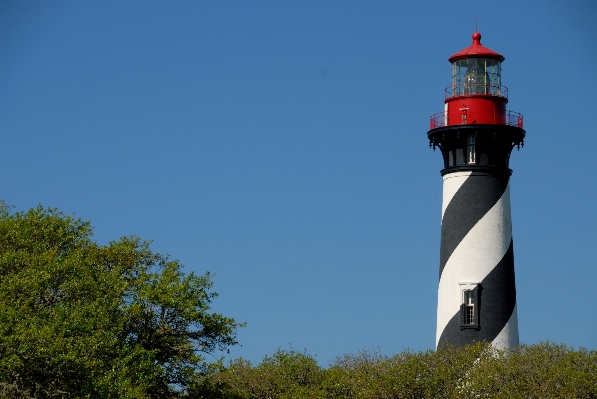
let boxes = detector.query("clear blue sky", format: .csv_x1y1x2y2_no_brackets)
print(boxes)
1,1,596,365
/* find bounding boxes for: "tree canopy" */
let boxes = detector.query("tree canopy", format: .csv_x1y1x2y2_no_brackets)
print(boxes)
192,343,597,399
0,202,242,398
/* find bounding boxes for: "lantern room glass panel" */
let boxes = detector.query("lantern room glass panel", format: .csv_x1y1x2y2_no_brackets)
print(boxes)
451,58,501,96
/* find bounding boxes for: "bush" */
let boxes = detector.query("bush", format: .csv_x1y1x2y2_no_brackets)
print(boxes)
190,348,325,399
190,343,597,399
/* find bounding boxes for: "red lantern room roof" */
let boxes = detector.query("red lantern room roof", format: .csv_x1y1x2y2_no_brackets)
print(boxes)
448,32,505,63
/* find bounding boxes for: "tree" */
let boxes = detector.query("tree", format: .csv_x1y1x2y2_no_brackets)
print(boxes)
0,202,242,398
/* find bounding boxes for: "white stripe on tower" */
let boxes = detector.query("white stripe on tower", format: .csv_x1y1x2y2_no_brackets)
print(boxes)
436,171,519,349
492,303,519,349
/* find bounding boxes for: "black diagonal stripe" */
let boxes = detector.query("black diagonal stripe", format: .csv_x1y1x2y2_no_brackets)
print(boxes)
439,172,509,279
438,239,516,348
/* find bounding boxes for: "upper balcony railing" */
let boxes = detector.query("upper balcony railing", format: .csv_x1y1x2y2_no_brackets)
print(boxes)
445,84,508,100
430,110,523,130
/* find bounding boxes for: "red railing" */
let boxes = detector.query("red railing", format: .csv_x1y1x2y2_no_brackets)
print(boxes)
445,84,508,100
430,110,523,130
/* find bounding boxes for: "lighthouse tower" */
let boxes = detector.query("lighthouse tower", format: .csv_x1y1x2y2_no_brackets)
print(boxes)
428,32,525,349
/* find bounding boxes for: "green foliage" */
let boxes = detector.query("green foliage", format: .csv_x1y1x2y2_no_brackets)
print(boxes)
0,202,242,398
456,342,597,399
192,343,597,399
190,348,325,399
320,343,487,399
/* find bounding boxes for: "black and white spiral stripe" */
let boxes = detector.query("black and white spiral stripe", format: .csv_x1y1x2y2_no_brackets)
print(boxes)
436,171,519,349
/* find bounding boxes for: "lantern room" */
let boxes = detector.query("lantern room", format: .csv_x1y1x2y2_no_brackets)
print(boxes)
449,32,504,97
427,32,525,173
430,32,523,129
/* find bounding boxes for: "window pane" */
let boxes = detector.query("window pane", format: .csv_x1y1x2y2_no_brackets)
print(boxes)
467,136,476,164
451,58,501,96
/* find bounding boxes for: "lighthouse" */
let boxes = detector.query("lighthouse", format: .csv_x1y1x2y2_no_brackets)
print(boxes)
428,32,525,349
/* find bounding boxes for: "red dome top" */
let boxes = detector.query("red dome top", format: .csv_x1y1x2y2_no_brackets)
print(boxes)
448,32,505,63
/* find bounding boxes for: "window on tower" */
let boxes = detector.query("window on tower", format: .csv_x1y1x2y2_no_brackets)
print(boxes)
459,283,480,330
467,135,476,164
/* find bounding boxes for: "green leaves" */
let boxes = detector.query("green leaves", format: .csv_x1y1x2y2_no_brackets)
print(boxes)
456,342,597,399
193,343,597,399
190,348,326,399
0,203,241,397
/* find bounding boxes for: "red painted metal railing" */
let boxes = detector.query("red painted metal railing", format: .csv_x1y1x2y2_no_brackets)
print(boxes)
445,84,508,100
430,110,523,130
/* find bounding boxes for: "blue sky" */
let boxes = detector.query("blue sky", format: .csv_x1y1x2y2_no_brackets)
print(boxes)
1,1,596,365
